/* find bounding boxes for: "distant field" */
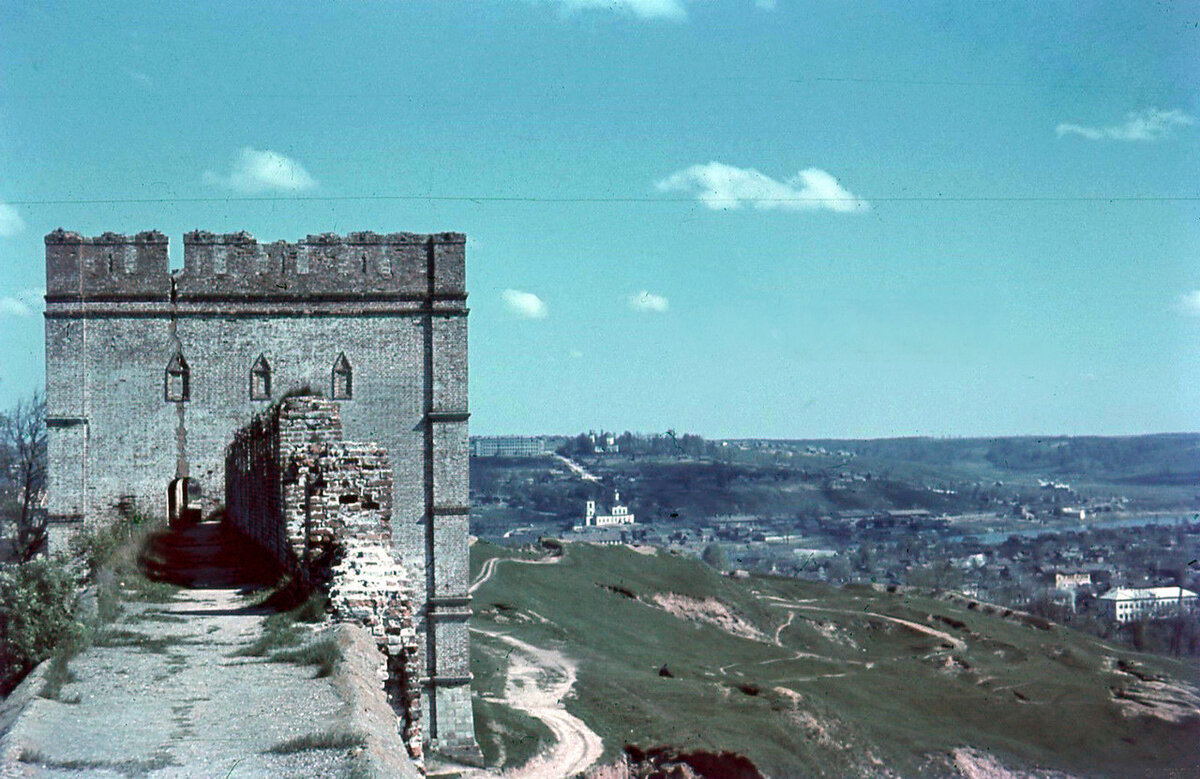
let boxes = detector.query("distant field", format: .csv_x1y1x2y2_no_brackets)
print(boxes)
470,540,1200,778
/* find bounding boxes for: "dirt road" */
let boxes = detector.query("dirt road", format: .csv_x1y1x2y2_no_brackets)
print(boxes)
470,553,601,777
472,628,603,779
470,554,561,595
552,454,602,483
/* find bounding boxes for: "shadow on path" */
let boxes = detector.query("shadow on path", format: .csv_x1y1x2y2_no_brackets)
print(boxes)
139,514,280,592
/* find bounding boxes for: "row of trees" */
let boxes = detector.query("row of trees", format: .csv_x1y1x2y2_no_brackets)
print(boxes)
1,391,47,562
558,430,709,458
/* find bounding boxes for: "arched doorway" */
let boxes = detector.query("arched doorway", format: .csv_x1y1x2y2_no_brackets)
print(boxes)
167,477,202,527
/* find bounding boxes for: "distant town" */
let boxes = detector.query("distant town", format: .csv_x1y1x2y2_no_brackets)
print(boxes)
470,431,1200,656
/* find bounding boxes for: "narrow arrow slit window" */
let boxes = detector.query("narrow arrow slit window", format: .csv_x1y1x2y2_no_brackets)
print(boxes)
332,352,352,400
165,350,190,402
250,354,272,400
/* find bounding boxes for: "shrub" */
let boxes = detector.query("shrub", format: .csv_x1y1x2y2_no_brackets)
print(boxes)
701,543,731,572
68,506,158,580
38,653,81,703
0,557,84,695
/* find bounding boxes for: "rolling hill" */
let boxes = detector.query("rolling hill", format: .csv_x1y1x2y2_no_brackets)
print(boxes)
467,540,1200,778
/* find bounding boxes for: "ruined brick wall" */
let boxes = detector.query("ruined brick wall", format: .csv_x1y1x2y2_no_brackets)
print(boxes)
44,229,476,755
224,412,286,565
224,397,422,758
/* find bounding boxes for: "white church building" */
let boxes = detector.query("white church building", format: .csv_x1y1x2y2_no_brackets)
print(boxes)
578,491,636,528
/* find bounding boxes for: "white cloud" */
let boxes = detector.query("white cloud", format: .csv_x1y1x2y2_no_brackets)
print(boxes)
531,1,779,22
204,147,317,193
0,202,25,237
1175,290,1200,317
569,348,584,359
628,290,670,312
540,0,688,21
0,288,44,317
656,162,868,213
1056,109,1195,142
502,289,548,319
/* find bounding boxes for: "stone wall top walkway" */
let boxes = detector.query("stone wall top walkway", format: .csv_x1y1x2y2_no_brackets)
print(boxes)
0,587,420,778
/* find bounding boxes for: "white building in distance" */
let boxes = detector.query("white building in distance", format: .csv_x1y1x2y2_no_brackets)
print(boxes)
580,491,635,528
1099,586,1198,624
471,435,547,457
1055,571,1092,590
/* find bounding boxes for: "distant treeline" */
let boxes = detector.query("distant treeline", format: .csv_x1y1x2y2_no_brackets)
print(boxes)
798,433,1200,484
558,431,710,458
559,430,1199,485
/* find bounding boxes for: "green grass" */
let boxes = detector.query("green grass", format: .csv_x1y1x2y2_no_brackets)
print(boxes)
471,540,1200,778
18,748,177,776
127,610,189,625
233,611,305,657
96,628,193,655
243,576,328,616
96,571,123,622
121,575,181,603
20,515,190,704
270,638,341,678
233,593,328,658
291,591,329,623
265,729,365,754
34,620,96,704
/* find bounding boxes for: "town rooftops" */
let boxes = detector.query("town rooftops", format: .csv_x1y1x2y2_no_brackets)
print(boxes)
1099,586,1198,602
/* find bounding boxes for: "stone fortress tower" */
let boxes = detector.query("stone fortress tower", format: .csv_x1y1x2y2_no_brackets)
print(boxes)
43,228,478,755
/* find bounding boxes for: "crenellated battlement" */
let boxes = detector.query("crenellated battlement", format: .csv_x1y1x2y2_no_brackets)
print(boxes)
46,229,170,245
45,229,171,299
180,230,464,245
45,229,466,301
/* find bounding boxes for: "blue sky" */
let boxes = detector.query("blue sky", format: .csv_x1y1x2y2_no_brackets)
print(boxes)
1,0,1197,438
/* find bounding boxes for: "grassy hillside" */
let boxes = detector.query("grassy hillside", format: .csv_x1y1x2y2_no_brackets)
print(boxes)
470,541,1200,778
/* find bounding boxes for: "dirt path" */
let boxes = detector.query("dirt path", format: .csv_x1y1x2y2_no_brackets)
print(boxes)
472,628,603,779
470,557,504,594
469,553,601,777
0,588,375,778
1,521,422,778
470,554,561,595
763,599,967,652
773,609,797,646
706,593,959,685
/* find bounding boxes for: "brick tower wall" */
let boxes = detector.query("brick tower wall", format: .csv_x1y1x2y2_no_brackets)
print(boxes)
43,229,477,755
